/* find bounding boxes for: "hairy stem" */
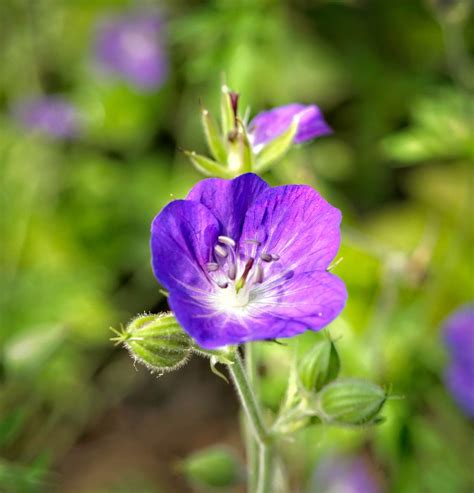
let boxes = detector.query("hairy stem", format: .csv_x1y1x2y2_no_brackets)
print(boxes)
227,350,273,493
244,344,259,492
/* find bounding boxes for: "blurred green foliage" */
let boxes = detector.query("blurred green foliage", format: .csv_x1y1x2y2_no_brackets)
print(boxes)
1,0,473,492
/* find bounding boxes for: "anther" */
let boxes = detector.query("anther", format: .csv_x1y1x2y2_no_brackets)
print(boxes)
255,264,264,283
206,262,219,272
244,239,261,246
260,253,272,262
271,253,280,261
228,264,237,280
214,244,228,258
218,236,236,247
217,281,229,289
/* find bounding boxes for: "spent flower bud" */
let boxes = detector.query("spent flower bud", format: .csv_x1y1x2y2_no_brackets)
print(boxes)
317,378,387,426
113,313,192,373
299,335,340,392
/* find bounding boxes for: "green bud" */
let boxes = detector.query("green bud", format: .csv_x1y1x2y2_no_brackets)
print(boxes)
181,446,242,489
254,116,299,173
114,313,192,373
299,337,340,392
317,378,387,426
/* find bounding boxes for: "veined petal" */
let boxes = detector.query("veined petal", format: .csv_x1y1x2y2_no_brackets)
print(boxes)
186,173,269,241
168,271,346,348
251,271,347,338
240,184,342,272
151,200,219,292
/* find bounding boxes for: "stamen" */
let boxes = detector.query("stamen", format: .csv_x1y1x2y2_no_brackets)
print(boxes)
271,253,280,261
255,264,264,283
217,280,229,289
228,263,237,280
218,236,236,247
214,244,228,258
244,239,261,246
260,253,272,262
206,262,219,272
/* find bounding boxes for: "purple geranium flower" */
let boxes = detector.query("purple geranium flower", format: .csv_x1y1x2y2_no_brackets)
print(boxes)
314,454,382,493
151,173,346,349
248,104,332,152
13,96,78,139
94,11,167,90
443,305,474,417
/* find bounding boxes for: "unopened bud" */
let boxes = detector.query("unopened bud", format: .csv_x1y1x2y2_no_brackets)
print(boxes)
181,446,242,489
317,379,387,426
115,313,192,373
299,337,340,392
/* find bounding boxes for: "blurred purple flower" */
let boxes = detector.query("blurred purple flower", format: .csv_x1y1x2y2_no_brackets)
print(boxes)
314,454,382,493
150,173,346,349
248,104,332,152
13,96,79,139
94,11,168,90
443,305,474,417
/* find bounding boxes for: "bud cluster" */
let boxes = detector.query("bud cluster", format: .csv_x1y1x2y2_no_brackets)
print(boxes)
183,85,300,178
273,333,388,434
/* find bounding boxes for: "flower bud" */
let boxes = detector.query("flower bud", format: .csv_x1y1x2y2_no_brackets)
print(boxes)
117,313,192,373
181,446,242,489
317,379,387,426
299,337,340,392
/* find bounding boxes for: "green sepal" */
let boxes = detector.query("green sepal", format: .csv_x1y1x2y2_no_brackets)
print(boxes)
183,150,232,178
201,106,228,163
220,85,235,137
317,378,387,426
238,119,256,172
254,116,299,173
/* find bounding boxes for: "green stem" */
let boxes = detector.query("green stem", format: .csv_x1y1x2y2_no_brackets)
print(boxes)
245,345,259,492
227,351,274,493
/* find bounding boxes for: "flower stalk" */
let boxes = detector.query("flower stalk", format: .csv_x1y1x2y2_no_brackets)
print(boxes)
227,349,274,493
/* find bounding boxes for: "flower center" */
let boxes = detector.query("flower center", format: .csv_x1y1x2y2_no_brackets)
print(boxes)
205,235,281,313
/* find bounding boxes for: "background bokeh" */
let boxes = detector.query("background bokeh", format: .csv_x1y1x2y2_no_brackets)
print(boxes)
1,0,473,492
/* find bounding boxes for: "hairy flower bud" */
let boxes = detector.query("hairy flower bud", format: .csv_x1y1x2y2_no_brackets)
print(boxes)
115,313,192,373
317,379,387,426
299,336,340,392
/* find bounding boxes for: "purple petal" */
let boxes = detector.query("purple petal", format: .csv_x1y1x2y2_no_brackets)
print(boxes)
315,455,382,493
443,305,474,368
249,103,332,149
150,200,219,292
186,173,269,241
13,97,78,139
95,12,167,90
168,271,346,349
442,305,474,417
240,184,342,272
445,362,474,417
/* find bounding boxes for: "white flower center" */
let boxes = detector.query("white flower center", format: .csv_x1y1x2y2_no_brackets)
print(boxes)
204,236,283,315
